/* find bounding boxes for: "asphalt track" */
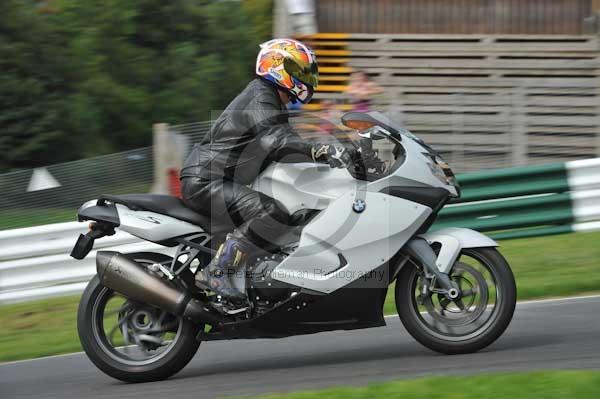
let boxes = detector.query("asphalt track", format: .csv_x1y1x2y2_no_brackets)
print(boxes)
2,295,600,399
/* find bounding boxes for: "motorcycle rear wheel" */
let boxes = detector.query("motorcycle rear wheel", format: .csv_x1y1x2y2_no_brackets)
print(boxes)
395,247,516,354
77,254,201,382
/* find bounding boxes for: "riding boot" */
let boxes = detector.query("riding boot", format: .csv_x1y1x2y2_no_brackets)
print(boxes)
202,234,256,303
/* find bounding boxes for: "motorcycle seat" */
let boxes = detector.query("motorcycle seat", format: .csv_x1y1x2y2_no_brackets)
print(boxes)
98,194,232,233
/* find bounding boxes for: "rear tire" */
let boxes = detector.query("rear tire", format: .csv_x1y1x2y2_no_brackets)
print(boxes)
78,255,201,382
395,247,516,355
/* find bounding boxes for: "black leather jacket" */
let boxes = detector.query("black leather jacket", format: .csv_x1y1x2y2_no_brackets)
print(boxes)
181,78,320,185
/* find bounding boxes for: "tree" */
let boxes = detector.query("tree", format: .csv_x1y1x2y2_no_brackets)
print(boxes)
0,0,76,169
0,0,273,172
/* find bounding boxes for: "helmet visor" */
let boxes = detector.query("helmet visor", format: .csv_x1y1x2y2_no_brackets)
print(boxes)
284,57,319,88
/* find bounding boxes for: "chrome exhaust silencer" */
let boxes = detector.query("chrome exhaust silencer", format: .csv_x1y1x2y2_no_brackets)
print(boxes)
96,251,220,325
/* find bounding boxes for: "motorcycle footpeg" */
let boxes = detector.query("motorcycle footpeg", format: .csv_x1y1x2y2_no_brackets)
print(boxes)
208,298,249,316
194,280,247,308
195,280,210,291
194,271,216,294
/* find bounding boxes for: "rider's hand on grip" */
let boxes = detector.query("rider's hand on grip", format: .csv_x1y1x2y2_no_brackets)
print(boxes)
311,144,353,169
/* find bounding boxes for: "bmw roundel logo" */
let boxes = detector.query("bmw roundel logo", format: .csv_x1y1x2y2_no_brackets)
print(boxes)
352,199,366,213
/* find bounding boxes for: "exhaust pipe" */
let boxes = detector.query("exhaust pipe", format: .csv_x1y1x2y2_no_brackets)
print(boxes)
96,251,221,325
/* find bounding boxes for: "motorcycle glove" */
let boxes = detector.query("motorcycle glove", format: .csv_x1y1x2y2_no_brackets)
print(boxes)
311,144,353,169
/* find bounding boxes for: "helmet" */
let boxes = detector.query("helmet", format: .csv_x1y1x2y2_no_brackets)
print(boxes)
255,38,318,104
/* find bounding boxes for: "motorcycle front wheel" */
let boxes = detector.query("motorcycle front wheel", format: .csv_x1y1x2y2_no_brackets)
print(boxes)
395,247,516,354
77,255,201,382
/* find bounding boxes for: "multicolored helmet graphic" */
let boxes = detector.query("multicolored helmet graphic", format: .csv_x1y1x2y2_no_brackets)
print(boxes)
256,38,319,104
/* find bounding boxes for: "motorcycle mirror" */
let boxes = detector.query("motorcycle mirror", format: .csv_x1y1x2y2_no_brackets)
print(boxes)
343,119,376,130
341,111,403,142
341,112,377,131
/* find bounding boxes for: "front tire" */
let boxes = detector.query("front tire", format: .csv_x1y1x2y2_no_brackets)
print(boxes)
395,247,516,355
78,259,201,382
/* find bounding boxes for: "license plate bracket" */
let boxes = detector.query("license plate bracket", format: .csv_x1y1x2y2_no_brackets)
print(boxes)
70,233,95,260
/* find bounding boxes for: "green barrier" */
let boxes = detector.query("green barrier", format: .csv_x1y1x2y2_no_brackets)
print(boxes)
431,162,574,239
452,162,569,203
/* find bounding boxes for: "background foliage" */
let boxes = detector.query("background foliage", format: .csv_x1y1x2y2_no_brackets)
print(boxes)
0,0,273,171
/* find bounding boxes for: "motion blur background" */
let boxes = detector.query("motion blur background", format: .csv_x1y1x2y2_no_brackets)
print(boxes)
2,1,600,397
4,0,600,228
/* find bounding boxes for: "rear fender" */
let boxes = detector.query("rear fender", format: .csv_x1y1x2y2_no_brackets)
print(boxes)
420,227,498,273
77,199,120,226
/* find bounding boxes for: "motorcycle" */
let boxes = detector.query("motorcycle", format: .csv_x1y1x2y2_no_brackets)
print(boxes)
72,111,516,382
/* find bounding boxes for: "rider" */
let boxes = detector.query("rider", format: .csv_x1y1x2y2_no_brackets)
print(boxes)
180,38,353,303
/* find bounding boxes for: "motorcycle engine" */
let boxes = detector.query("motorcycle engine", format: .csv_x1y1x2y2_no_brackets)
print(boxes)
248,253,291,304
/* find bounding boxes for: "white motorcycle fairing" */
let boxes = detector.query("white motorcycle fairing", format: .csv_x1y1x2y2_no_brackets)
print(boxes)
270,189,431,293
115,204,201,242
251,162,357,214
251,162,433,293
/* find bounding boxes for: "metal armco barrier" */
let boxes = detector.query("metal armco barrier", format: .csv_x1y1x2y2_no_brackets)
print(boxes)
0,222,172,304
2,158,600,304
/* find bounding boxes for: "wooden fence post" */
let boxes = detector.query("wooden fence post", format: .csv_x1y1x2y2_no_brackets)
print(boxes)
451,93,465,168
511,87,527,166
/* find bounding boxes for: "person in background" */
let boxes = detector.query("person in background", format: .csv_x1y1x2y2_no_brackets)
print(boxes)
347,70,383,113
277,0,317,37
318,100,342,135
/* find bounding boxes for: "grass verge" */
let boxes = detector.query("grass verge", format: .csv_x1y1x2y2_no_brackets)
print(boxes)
2,231,600,362
0,296,81,362
232,371,600,399
0,208,76,230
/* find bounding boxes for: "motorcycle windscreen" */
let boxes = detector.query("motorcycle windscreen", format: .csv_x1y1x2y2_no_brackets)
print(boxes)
271,190,432,293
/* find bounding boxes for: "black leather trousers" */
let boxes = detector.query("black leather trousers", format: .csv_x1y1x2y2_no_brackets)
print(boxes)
181,176,291,251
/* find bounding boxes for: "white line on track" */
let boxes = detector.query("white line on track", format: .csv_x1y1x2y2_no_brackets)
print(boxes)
2,293,600,367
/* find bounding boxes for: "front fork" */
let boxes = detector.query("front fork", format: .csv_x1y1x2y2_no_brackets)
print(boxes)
403,238,461,300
